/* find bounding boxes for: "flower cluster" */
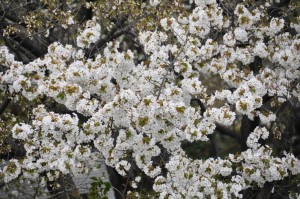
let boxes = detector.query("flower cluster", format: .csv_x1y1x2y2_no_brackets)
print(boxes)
77,18,101,49
2,105,101,184
0,0,299,198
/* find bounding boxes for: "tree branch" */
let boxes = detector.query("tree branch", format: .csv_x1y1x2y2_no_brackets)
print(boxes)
216,125,241,141
0,97,11,116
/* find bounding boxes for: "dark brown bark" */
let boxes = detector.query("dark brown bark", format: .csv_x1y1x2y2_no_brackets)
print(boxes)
240,115,260,151
0,97,11,116
277,101,295,155
106,165,124,199
216,125,241,141
256,182,273,199
86,15,128,58
47,173,83,199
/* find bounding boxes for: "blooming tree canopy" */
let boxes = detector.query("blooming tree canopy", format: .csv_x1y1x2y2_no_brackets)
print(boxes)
0,0,300,198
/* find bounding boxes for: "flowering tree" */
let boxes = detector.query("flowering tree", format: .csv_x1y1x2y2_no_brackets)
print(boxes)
0,0,300,198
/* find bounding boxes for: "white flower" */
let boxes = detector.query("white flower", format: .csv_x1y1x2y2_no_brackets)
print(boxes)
135,176,141,182
150,0,160,6
246,127,269,149
223,32,236,47
253,41,269,58
0,46,15,66
194,0,216,7
269,18,285,35
12,123,33,140
234,27,248,42
67,17,75,25
257,111,276,125
236,97,254,115
3,159,22,183
77,19,101,48
116,160,131,176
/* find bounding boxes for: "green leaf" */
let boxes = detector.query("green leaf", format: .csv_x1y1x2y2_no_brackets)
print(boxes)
57,92,65,100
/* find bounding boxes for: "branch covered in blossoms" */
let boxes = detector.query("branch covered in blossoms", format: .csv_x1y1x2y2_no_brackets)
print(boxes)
0,0,300,198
